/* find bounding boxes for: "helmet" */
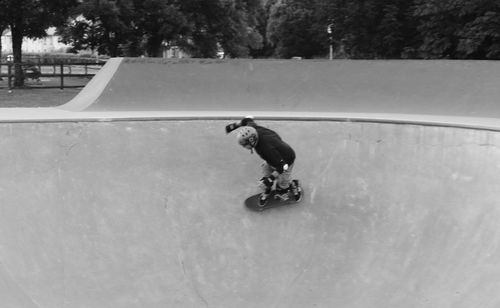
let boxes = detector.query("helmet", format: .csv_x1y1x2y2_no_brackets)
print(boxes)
237,126,258,149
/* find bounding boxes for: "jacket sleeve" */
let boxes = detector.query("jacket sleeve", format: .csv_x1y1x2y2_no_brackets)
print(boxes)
241,116,256,127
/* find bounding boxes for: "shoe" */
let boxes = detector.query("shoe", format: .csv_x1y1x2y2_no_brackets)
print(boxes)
259,193,270,207
291,180,302,202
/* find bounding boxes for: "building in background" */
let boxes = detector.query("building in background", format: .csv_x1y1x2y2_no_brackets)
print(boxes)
1,28,71,54
2,28,188,58
162,44,188,59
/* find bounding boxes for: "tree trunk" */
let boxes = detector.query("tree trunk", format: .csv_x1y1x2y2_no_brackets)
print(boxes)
11,24,24,87
0,29,3,81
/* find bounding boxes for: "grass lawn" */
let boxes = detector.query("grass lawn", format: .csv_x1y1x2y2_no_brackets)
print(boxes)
0,87,82,108
0,76,88,108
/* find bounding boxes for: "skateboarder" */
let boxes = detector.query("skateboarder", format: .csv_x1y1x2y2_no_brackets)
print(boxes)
234,116,302,207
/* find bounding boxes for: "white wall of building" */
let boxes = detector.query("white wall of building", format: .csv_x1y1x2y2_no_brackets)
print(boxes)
1,28,71,54
1,28,188,58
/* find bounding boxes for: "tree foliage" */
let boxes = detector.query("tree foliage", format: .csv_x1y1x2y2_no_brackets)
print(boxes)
2,0,500,64
58,0,263,58
414,0,500,59
265,0,500,59
0,0,78,86
266,0,325,58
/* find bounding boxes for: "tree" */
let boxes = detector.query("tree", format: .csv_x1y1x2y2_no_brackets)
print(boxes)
177,0,263,58
314,0,415,59
53,0,500,60
267,0,326,58
412,0,500,59
373,0,417,58
58,15,105,56
249,0,277,58
131,0,188,57
413,0,464,58
60,0,189,57
217,0,263,57
175,0,221,57
59,0,137,57
455,0,500,59
59,0,266,58
0,0,79,87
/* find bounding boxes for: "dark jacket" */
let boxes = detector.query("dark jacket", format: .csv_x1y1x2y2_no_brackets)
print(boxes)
245,119,295,173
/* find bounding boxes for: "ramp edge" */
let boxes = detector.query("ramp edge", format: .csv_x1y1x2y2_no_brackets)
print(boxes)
0,109,499,132
56,58,124,112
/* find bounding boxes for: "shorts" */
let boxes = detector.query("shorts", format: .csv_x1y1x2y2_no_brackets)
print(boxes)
261,162,294,190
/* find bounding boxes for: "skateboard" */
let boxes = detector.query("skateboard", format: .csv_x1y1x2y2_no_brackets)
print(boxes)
245,182,303,212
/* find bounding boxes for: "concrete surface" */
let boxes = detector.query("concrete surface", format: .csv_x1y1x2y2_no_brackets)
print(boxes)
3,58,500,130
1,58,500,307
1,120,500,307
60,58,500,118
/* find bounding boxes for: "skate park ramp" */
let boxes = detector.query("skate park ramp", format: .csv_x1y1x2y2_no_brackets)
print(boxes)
60,58,500,117
1,59,500,307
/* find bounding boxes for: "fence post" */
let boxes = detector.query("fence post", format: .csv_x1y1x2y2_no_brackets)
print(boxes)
60,63,64,89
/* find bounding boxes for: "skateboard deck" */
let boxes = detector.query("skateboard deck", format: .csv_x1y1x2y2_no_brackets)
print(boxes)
244,188,303,212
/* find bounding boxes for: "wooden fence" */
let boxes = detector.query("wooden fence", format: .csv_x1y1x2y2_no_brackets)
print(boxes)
0,62,105,89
